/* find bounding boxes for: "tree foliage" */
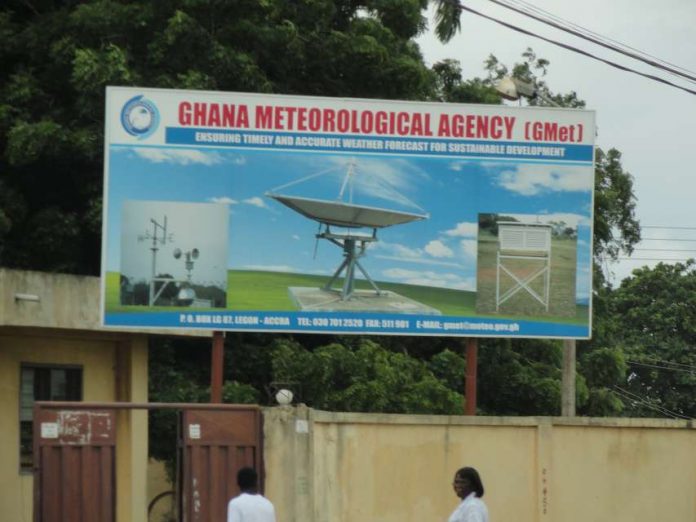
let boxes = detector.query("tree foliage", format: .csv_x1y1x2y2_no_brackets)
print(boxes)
595,262,696,418
1,1,655,425
0,0,435,273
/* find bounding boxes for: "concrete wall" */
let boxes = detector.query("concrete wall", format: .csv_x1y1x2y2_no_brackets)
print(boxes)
264,407,696,522
0,269,149,522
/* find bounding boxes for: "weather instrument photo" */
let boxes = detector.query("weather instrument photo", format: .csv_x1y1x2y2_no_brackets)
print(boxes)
137,215,174,306
496,222,552,312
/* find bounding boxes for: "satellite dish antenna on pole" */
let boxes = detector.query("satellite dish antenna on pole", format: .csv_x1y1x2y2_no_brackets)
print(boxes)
266,161,428,301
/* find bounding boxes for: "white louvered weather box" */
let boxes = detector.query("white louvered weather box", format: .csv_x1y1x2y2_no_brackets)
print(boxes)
496,222,552,312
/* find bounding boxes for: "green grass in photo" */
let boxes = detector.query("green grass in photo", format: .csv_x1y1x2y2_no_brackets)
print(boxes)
227,270,477,315
106,267,587,326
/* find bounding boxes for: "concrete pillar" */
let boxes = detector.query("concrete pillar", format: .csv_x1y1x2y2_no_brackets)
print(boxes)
263,405,313,522
561,340,576,416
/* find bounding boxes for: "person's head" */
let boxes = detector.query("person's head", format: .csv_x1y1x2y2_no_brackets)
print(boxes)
237,467,258,492
452,467,484,499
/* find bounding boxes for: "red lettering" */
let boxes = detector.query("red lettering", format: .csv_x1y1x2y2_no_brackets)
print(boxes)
323,108,335,132
504,117,515,139
361,111,374,134
237,105,249,128
285,106,297,128
208,104,220,126
179,102,191,125
193,103,206,126
466,115,476,138
256,106,272,128
337,110,350,133
309,108,322,131
297,107,307,131
544,122,558,141
376,111,388,134
273,107,285,129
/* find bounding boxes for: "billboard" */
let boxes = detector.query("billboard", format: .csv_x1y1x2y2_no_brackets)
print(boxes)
102,87,595,338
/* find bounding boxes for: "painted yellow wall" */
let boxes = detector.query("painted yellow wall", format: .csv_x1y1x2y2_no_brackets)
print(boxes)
0,332,148,522
0,333,117,522
264,408,696,522
115,337,149,522
148,459,176,522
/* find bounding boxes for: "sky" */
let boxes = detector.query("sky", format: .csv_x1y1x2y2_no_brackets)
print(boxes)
416,0,696,285
106,146,593,300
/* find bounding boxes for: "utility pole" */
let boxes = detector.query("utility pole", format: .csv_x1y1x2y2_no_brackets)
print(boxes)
465,338,478,415
561,339,576,416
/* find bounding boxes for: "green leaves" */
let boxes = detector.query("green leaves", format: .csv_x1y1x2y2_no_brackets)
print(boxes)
593,148,641,264
6,119,67,165
433,0,462,42
271,337,462,413
72,44,134,93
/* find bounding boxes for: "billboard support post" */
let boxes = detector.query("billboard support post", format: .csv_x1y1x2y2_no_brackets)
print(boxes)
211,331,224,403
561,339,576,416
465,338,478,415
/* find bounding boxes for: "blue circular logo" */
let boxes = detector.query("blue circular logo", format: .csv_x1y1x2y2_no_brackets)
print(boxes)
120,95,160,139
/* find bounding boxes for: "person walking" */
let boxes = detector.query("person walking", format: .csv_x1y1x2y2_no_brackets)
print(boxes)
448,466,489,522
227,467,276,522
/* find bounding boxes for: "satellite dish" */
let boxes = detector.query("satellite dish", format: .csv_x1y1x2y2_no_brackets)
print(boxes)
265,161,429,301
267,194,427,229
191,248,200,259
173,248,182,259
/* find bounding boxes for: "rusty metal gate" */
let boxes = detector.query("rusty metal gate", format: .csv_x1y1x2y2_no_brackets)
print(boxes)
33,403,262,522
33,407,116,522
181,408,263,522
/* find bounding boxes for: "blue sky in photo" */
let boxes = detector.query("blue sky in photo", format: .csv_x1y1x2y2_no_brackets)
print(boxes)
106,146,593,300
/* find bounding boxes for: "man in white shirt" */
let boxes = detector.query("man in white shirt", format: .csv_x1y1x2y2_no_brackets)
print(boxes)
227,467,276,522
447,466,489,522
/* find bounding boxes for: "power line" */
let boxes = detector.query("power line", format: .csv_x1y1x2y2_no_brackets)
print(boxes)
613,385,690,420
627,360,696,374
496,0,696,81
613,386,686,419
629,357,696,371
618,257,691,261
642,226,696,230
485,0,696,84
640,238,696,242
456,2,696,96
634,249,696,253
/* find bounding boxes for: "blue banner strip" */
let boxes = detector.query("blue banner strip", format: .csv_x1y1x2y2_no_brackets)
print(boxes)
105,311,589,338
165,128,593,162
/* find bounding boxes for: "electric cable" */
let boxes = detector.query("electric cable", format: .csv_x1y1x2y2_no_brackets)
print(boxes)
627,360,696,374
498,0,696,80
628,357,696,371
613,385,690,420
485,0,696,84
455,2,696,96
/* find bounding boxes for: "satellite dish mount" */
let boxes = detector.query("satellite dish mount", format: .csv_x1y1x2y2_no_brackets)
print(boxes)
318,225,381,301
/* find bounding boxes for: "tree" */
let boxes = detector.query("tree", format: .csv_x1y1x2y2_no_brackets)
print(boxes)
0,0,436,273
270,337,462,414
599,261,696,418
2,1,646,420
593,148,641,282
